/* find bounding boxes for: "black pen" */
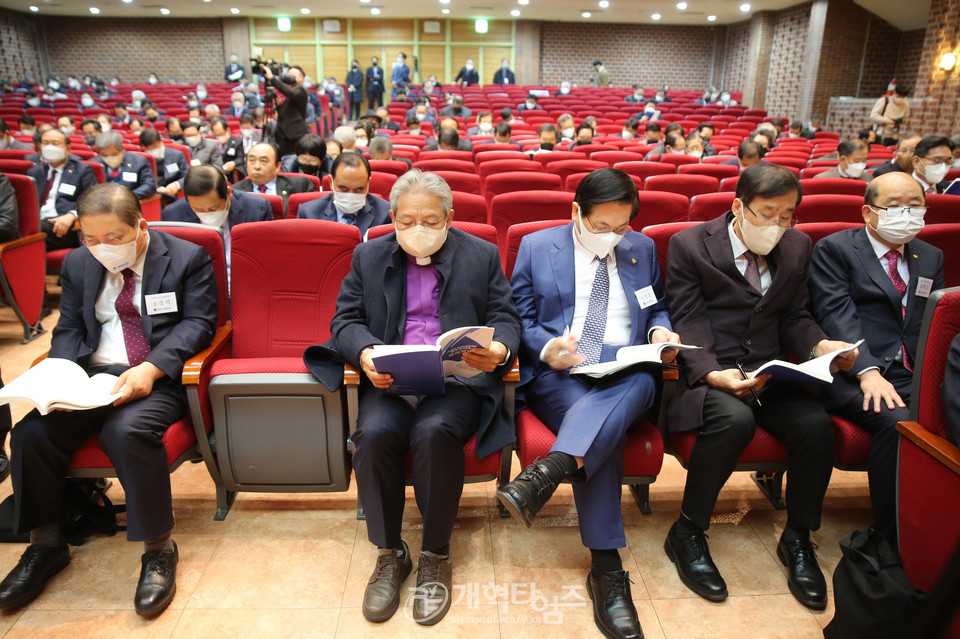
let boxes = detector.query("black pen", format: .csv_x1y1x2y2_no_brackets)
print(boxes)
737,363,762,407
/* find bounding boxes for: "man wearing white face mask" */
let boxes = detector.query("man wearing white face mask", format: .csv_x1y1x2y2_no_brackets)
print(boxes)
95,132,156,199
139,129,188,207
492,58,515,85
297,152,390,236
304,169,520,626
0,120,32,152
665,164,859,610
454,58,479,87
180,121,222,170
390,52,410,99
162,166,271,284
0,183,217,618
466,112,494,137
501,168,676,639
517,93,540,113
553,82,572,97
809,171,943,548
814,138,872,183
223,92,251,118
28,129,98,250
910,135,954,194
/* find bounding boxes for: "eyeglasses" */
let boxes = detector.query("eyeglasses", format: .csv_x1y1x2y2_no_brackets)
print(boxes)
582,215,630,236
744,204,798,228
394,217,447,231
869,205,927,219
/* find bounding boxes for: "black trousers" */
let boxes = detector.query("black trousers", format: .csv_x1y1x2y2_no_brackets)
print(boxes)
274,130,302,159
0,371,9,439
366,90,383,110
41,218,80,251
680,385,834,532
351,385,480,553
11,373,184,542
348,100,362,121
826,363,912,546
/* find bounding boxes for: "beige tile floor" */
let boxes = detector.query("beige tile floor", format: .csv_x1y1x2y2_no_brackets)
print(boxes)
0,281,871,638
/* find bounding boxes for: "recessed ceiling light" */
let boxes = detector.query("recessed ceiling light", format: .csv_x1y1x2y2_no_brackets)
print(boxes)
360,0,371,3
740,2,751,11
510,8,520,15
582,11,592,18
29,5,39,11
441,8,450,13
439,0,450,4
230,7,240,13
160,7,170,14
598,0,609,7
89,6,100,14
676,1,687,9
518,0,529,4
122,0,133,4
651,12,661,20
707,14,717,21
300,7,310,14
371,7,380,14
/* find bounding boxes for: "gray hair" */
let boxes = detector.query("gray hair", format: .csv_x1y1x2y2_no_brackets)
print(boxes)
95,131,124,151
333,125,356,144
368,136,392,155
389,169,452,217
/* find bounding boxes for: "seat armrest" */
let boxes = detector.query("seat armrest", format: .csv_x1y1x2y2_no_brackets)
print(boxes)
344,363,360,385
896,421,960,476
31,351,48,368
0,233,45,256
182,321,233,386
504,358,519,383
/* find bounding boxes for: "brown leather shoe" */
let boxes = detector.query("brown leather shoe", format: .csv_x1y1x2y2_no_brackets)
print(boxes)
362,540,412,622
412,550,452,625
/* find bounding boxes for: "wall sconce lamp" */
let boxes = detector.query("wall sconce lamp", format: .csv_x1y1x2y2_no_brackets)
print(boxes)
940,52,956,72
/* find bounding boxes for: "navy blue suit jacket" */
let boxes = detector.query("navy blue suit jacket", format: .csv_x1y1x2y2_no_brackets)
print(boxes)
27,157,98,217
510,222,672,388
155,147,189,188
161,188,272,228
296,192,390,236
810,226,944,408
97,151,156,199
50,229,218,381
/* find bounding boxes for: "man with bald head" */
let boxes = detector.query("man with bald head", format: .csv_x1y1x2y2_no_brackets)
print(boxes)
232,141,315,210
809,171,944,547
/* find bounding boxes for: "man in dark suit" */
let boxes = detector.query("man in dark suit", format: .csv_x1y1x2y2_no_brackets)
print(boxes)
0,173,18,244
809,171,943,545
375,107,401,134
346,60,365,121
0,121,32,151
162,166,271,285
454,58,479,87
664,164,858,610
492,59,515,85
139,129,189,208
943,334,960,448
224,54,245,83
181,121,222,170
720,140,763,173
28,129,98,251
297,152,390,236
262,65,309,158
871,135,920,178
365,57,385,110
210,117,244,175
500,169,677,639
305,170,520,626
911,135,954,194
95,132,156,199
232,142,314,211
0,183,217,617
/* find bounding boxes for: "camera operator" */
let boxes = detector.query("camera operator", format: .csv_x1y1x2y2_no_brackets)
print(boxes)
870,86,910,147
262,63,309,157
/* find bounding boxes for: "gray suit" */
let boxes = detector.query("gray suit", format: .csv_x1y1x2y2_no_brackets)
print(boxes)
185,138,223,169
813,166,872,183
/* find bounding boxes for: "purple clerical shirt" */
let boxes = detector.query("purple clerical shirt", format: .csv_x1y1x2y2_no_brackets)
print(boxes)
403,254,442,346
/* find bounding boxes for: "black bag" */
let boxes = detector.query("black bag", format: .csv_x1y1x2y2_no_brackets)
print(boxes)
0,478,123,546
824,528,927,639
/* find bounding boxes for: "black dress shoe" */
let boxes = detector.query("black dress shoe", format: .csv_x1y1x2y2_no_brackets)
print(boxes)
134,541,178,617
0,542,70,609
587,570,644,639
0,447,9,484
777,536,827,609
496,458,562,528
663,523,728,601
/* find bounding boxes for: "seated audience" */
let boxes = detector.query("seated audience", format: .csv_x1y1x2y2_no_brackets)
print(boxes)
210,117,244,174
467,112,494,137
281,134,332,179
369,137,412,170
95,131,156,199
0,121,32,151
696,124,717,156
871,135,921,178
517,94,540,113
297,152,390,236
721,140,763,172
557,114,576,142
570,123,595,149
140,129,188,207
439,95,472,119
528,123,558,155
28,129,96,251
814,139,872,182
233,142,315,210
620,118,640,140
333,125,357,152
910,135,954,194
644,122,662,145
181,121,222,169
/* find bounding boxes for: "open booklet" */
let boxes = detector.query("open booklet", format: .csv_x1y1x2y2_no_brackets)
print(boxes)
749,339,864,384
0,358,123,415
371,326,495,395
943,178,960,196
573,342,701,379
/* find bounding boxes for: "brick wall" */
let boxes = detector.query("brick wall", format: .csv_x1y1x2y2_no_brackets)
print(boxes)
538,21,726,89
826,97,875,139
722,21,751,92
908,0,960,137
221,17,251,70
765,6,810,118
858,14,900,98
0,8,44,81
895,29,925,90
39,16,227,85
811,0,871,118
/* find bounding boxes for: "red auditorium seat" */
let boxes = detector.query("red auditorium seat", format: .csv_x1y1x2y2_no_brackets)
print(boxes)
477,159,543,189
656,154,700,167
799,177,867,197
614,161,676,181
794,194,865,224
503,220,568,279
432,171,481,195
489,190,574,259
484,171,562,207
419,150,473,162
689,192,736,222
368,159,411,178
413,159,476,174
0,174,46,342
794,222,862,247
644,174,719,199
251,193,285,220
632,191,691,228
544,159,608,185
916,224,960,288
800,166,832,179
474,143,531,155
639,222,701,283
451,191,489,224
678,163,739,180
473,150,529,163
924,193,960,224
719,176,740,192
286,191,325,219
0,159,34,175
530,150,588,166
591,151,646,166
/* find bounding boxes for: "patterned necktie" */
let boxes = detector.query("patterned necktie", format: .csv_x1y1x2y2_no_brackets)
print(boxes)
578,256,609,367
743,251,762,293
883,250,912,372
342,214,357,226
40,167,55,206
258,184,268,193
115,269,151,367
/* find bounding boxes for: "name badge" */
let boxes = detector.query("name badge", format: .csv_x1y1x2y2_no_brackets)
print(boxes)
165,163,179,176
58,182,77,196
227,147,236,156
190,159,201,167
122,171,138,182
144,292,178,315
634,285,658,309
916,276,934,298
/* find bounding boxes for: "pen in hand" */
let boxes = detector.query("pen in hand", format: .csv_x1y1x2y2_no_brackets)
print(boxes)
737,363,763,407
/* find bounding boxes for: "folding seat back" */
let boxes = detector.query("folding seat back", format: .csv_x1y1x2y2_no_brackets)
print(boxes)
799,177,868,197
543,159,608,186
432,171,481,196
916,224,960,288
591,151,646,166
473,150,527,164
689,192,736,222
614,161,676,182
924,193,960,225
412,159,476,174
632,191,690,228
530,150,588,166
655,154,700,167
795,194,865,224
719,176,740,192
0,159,33,175
489,190,575,260
418,150,473,162
504,220,568,279
286,191,326,219
278,172,321,191
639,222,700,285
800,167,832,179
484,171,562,207
0,174,46,342
678,163,739,180
644,174,719,199
251,192,285,220
794,222,862,247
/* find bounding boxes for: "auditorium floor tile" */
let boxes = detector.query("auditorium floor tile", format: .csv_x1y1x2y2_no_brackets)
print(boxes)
0,300,873,638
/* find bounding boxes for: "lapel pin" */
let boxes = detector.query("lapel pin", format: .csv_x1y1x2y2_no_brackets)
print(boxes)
913,254,918,259
631,258,637,264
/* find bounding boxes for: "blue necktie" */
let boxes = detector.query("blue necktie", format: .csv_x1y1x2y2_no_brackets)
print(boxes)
577,256,609,367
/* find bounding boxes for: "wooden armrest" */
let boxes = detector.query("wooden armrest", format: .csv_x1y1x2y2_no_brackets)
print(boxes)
0,232,45,255
139,194,161,204
344,364,360,386
31,351,49,368
662,368,679,380
182,321,232,386
503,358,520,383
896,421,960,476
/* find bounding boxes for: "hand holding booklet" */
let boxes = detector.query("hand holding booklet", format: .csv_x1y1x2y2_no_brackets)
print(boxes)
0,358,123,415
573,342,701,379
748,339,864,384
371,326,495,395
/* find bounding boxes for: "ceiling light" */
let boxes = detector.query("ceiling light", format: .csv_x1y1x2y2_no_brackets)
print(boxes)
740,3,751,11
371,7,381,14
442,8,450,13
518,0,529,4
582,11,592,18
28,5,39,11
360,0,371,3
511,9,520,16
651,12,661,20
475,18,488,33
439,0,450,3
300,7,310,14
230,7,240,14
160,7,170,14
599,0,609,7
676,1,687,9
89,6,100,14
707,14,717,21
122,0,133,4
277,17,291,30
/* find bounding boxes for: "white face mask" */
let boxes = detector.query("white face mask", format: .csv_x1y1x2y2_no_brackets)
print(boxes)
574,206,622,258
502,62,509,69
738,209,786,256
81,97,94,107
871,206,924,245
41,145,66,163
148,146,166,160
645,106,656,113
131,101,141,109
100,122,112,133
396,224,448,263
196,206,230,228
923,161,949,184
48,80,60,90
233,101,245,111
333,191,366,214
355,138,368,148
101,153,124,169
416,112,426,121
197,90,207,100
185,135,203,147
560,87,570,95
844,161,866,178
561,127,574,138
408,128,420,136
240,128,254,139
479,122,493,133
60,126,74,135
0,137,8,150
465,64,474,71
621,129,633,139
26,98,40,107
110,80,119,86
525,102,536,109
88,226,140,274
149,77,158,85
688,149,704,158
188,100,199,108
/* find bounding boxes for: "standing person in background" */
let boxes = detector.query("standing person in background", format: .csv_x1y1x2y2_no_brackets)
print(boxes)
871,86,910,147
454,59,479,87
592,60,609,88
224,55,245,83
493,59,515,85
346,61,365,122
366,57,385,110
390,53,410,100
262,64,309,158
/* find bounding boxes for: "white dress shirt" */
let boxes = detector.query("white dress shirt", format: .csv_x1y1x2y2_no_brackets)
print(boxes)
859,229,909,371
912,171,935,194
255,178,277,196
728,217,772,295
569,225,632,346
39,165,64,220
89,233,150,367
